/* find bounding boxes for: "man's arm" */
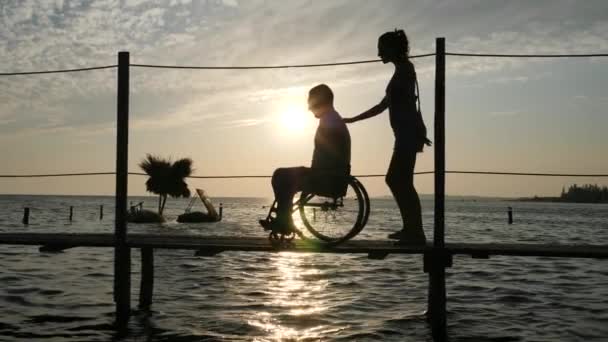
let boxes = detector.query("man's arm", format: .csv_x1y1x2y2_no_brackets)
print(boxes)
343,96,388,124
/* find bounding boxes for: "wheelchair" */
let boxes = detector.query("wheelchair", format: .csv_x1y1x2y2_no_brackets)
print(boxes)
262,175,370,246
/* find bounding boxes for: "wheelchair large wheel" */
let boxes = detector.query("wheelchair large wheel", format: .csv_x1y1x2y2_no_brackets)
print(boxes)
298,176,370,244
353,177,371,230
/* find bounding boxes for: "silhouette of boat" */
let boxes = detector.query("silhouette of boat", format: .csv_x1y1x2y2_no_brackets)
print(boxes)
127,209,165,223
177,189,222,223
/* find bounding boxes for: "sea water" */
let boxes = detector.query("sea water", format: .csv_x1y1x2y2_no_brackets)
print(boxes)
0,195,607,341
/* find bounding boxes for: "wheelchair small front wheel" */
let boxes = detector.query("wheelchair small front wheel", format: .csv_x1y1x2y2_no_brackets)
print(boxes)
298,176,369,244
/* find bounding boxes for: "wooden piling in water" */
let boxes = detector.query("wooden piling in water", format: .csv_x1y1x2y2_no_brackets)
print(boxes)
427,37,448,342
69,206,73,222
139,248,154,309
22,207,30,225
114,51,131,329
508,206,513,224
100,205,104,220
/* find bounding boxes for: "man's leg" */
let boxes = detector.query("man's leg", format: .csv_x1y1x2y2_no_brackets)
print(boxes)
270,167,310,227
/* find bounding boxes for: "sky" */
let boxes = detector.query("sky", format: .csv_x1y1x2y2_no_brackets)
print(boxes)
1,0,607,198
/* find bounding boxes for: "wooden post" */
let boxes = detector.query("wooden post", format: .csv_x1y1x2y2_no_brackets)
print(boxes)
114,51,131,329
69,206,73,222
427,37,448,342
508,206,513,224
100,205,104,220
219,203,223,221
22,207,30,225
139,248,154,309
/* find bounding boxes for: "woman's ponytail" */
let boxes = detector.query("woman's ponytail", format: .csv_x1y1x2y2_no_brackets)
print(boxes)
393,29,410,57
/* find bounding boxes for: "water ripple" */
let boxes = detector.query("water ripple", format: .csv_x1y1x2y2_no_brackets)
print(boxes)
0,196,607,341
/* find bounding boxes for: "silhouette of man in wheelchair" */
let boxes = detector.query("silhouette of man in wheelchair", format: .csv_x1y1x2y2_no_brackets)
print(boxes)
260,84,351,234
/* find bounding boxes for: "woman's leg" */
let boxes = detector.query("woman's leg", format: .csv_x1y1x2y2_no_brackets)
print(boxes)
386,149,425,242
386,152,409,228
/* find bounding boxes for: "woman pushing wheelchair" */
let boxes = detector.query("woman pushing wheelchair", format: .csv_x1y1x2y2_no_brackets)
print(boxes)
343,29,431,245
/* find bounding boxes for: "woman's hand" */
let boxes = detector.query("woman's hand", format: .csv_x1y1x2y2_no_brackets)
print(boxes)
345,98,387,124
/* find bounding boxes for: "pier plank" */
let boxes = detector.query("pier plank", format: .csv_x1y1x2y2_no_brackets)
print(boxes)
0,233,115,246
0,233,606,259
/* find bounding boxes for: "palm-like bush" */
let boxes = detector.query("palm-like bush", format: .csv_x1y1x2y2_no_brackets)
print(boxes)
139,154,192,216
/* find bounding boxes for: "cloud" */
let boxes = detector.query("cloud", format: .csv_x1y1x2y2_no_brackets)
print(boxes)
218,117,269,129
1,0,608,139
488,110,524,117
446,21,608,77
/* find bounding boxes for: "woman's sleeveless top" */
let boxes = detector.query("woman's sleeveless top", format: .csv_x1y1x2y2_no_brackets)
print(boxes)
386,61,427,152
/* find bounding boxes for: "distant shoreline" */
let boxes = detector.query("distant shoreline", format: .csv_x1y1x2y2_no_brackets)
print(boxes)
515,196,561,203
515,196,608,204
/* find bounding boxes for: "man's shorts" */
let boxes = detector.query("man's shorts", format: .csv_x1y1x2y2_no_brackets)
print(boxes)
305,169,350,198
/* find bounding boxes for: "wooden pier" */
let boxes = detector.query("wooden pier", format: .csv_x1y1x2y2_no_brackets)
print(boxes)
1,233,607,260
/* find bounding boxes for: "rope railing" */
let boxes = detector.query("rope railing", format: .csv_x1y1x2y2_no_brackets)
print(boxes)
0,65,117,76
446,52,608,58
131,59,384,70
0,55,432,75
1,171,607,178
3,50,608,75
130,52,436,70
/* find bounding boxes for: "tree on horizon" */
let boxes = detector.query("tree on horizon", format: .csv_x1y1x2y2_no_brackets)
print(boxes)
139,154,192,216
561,183,608,203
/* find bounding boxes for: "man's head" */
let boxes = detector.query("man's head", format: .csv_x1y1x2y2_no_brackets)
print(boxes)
308,84,334,118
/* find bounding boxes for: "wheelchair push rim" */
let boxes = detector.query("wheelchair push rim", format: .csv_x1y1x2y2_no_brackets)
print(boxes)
297,176,368,243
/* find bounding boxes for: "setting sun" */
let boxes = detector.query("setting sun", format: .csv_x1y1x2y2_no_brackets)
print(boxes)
278,105,312,133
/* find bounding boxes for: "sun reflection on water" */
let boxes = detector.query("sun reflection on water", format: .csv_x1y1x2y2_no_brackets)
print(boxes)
247,252,342,340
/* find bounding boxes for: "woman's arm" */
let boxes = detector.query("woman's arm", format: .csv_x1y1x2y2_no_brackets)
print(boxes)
343,96,388,123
